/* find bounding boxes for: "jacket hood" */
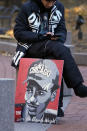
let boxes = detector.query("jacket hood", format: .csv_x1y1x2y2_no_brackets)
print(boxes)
32,0,56,12
32,0,43,7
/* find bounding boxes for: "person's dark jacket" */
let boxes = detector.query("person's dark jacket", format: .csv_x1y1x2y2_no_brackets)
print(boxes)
14,0,67,44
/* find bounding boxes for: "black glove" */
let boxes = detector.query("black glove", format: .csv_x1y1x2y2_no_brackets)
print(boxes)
11,43,30,68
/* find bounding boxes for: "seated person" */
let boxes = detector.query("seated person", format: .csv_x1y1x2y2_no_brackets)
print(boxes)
12,0,87,118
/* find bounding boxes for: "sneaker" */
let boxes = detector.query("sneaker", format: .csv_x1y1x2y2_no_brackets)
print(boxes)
74,83,87,98
57,107,64,117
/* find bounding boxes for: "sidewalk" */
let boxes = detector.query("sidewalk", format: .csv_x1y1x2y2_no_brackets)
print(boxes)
47,66,87,131
47,96,87,131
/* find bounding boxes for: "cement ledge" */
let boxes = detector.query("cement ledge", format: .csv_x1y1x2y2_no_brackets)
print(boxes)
73,52,87,66
0,41,87,66
0,41,17,54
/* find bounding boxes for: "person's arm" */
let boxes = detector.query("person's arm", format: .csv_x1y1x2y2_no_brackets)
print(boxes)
54,4,67,44
14,4,48,44
14,4,38,43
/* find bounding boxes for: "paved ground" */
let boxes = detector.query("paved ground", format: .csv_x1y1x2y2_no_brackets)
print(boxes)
47,66,87,131
0,55,16,79
47,96,87,131
0,55,87,131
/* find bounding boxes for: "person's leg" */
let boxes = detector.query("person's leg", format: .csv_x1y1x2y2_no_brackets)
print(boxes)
57,79,64,117
58,79,64,108
45,40,87,97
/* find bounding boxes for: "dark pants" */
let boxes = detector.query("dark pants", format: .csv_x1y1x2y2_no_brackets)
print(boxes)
25,40,84,89
58,79,63,107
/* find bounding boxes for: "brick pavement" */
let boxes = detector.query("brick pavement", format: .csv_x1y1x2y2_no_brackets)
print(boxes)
0,55,16,79
47,66,87,131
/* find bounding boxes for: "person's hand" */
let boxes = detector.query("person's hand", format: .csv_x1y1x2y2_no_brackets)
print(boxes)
11,51,25,68
38,31,50,41
50,35,58,40
11,43,29,68
46,32,58,40
46,32,54,37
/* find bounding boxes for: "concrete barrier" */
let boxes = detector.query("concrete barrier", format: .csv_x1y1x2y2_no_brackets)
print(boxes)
0,79,15,131
64,31,74,96
0,41,17,54
63,79,74,96
73,52,87,66
64,31,75,53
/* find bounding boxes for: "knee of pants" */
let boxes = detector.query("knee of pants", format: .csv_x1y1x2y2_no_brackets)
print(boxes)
61,45,71,55
48,42,71,57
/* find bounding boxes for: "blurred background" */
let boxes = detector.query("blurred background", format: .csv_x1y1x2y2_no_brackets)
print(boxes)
0,0,87,53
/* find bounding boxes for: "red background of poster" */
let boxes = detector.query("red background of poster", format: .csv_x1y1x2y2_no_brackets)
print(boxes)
15,58,64,111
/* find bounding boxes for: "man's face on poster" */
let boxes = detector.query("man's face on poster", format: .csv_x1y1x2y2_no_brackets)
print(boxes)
25,80,55,119
24,60,59,120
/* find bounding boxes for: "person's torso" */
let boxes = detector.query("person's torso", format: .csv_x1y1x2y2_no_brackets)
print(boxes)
23,0,63,34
